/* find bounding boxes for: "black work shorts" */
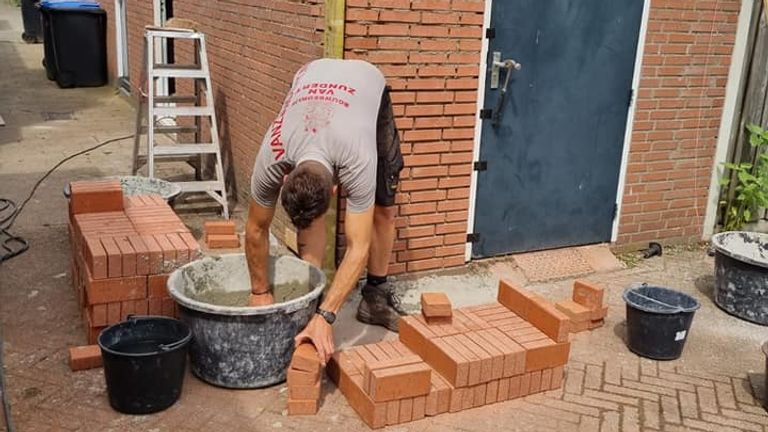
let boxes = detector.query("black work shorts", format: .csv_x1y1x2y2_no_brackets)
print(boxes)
375,87,404,208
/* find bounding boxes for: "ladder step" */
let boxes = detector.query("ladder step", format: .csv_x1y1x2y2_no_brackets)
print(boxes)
152,66,207,78
176,181,226,193
155,95,198,104
154,106,213,117
146,29,203,40
141,125,200,134
153,144,218,155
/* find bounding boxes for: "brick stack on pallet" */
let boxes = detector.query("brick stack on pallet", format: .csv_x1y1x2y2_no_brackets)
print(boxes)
555,280,608,333
68,179,201,344
287,343,323,415
328,280,582,428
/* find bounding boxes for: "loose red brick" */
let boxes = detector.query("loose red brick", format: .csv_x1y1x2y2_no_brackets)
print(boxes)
591,305,609,321
167,233,191,264
69,180,123,215
454,333,493,383
479,328,526,376
443,335,481,386
207,234,240,249
420,292,452,319
508,375,522,400
498,377,510,401
204,220,236,237
120,300,136,321
519,372,532,398
140,235,164,274
541,368,553,392
148,298,163,315
461,383,474,410
386,399,400,426
449,387,464,412
362,355,422,395
288,378,321,400
589,319,605,330
573,280,604,311
485,379,499,404
555,299,591,323
367,362,431,402
527,297,571,343
107,302,121,324
529,370,543,393
412,395,426,421
524,340,571,372
292,343,321,374
161,298,176,317
497,279,538,320
398,397,413,424
466,330,504,380
287,398,318,415
90,304,107,327
472,383,486,407
550,365,565,390
153,234,176,271
68,345,103,371
288,368,319,386
134,299,148,315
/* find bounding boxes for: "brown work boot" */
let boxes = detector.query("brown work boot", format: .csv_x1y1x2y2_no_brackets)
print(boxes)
356,282,406,332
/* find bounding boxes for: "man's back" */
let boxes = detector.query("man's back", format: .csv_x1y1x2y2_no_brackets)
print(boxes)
252,59,387,213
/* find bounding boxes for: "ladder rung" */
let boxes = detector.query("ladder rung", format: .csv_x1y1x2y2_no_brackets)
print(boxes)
154,95,198,104
176,181,226,193
135,154,199,164
141,125,200,134
146,29,203,40
154,106,213,117
153,144,218,156
152,67,207,78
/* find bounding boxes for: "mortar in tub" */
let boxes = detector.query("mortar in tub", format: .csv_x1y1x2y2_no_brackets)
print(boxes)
168,253,326,388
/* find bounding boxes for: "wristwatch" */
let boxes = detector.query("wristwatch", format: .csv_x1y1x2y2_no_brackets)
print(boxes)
316,308,336,325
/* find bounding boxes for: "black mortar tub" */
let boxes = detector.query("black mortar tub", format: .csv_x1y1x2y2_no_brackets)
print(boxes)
167,254,326,388
712,231,768,325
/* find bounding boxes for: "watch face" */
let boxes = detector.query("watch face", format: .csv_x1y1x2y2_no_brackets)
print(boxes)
319,309,336,324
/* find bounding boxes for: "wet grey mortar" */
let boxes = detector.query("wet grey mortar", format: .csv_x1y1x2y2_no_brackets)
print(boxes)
712,232,768,325
167,254,326,389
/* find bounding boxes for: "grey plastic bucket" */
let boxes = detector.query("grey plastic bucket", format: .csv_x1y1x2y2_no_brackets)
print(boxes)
712,231,768,325
623,284,700,360
167,254,325,388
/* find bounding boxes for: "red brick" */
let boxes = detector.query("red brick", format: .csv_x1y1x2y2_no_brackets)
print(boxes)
107,302,121,324
443,335,481,386
141,235,163,275
83,236,108,280
100,237,122,279
127,236,150,276
287,398,318,416
148,274,169,298
207,234,241,249
292,343,321,374
69,180,123,215
113,236,136,277
524,340,571,372
204,220,236,237
85,268,147,305
573,280,604,311
420,292,452,319
68,345,103,371
288,378,321,400
399,316,469,387
366,362,431,402
555,299,591,323
288,368,319,386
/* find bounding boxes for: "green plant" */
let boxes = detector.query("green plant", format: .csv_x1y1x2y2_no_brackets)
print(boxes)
719,124,768,231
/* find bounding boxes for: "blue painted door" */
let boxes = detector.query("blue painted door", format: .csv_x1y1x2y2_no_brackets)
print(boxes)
472,0,644,258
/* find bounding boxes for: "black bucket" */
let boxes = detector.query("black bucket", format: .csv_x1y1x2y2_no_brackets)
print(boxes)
623,284,700,360
98,316,192,414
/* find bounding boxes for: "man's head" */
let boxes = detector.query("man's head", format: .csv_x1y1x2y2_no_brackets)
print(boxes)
281,161,334,229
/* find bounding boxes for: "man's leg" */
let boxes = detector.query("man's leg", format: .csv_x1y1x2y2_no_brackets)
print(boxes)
297,214,326,269
367,205,397,277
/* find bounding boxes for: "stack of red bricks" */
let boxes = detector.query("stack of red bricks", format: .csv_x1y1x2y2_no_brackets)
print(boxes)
555,280,608,333
68,179,201,343
204,220,240,249
287,343,323,415
329,280,588,428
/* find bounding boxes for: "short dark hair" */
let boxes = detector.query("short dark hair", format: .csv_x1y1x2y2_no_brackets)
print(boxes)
281,161,333,229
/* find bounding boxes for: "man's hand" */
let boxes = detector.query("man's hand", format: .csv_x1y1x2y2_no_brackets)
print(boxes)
294,314,333,365
248,292,274,307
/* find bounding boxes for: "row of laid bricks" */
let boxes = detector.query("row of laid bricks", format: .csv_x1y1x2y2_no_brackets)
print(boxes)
68,180,200,343
327,280,602,428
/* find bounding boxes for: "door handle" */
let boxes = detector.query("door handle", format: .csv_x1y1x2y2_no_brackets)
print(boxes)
490,51,522,90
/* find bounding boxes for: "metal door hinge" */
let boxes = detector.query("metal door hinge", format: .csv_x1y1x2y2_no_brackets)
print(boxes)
473,161,487,171
627,88,634,107
467,233,481,243
613,203,618,220
479,109,492,119
485,28,495,39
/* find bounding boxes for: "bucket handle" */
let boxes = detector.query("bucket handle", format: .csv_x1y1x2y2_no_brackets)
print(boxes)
627,284,683,313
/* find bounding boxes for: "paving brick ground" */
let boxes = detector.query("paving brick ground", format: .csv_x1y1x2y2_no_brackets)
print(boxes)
3,2,768,431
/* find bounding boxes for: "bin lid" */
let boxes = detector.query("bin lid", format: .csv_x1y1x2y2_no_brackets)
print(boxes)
40,0,101,9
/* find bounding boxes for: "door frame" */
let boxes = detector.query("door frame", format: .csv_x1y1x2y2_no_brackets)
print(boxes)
114,0,130,93
465,0,652,261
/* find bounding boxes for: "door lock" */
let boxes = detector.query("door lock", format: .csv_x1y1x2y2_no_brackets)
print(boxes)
490,51,522,90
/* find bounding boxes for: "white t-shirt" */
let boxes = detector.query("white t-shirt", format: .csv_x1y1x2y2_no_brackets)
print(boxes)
250,59,386,213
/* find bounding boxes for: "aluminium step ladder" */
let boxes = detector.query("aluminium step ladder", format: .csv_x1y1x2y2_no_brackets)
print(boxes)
132,26,229,218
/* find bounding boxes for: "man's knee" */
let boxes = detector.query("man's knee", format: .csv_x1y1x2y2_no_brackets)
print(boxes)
374,205,397,225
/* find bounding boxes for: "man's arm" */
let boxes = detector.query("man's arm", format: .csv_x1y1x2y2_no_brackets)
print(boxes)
245,199,276,305
294,206,374,363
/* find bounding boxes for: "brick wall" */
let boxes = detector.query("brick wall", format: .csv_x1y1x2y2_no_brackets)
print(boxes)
617,0,741,247
342,0,485,274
